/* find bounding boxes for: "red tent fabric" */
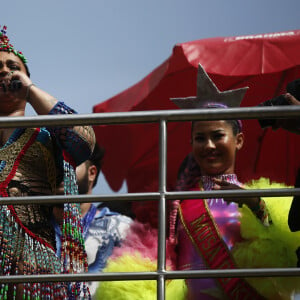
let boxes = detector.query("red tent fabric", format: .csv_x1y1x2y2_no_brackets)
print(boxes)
94,30,300,194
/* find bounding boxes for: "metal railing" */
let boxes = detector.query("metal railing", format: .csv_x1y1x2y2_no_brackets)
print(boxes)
1,105,300,299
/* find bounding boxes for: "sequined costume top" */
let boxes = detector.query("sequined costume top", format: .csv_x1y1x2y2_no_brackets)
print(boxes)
176,175,243,299
0,102,94,248
176,174,271,300
0,101,95,299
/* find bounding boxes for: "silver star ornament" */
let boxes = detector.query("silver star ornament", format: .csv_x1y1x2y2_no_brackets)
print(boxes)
171,63,248,108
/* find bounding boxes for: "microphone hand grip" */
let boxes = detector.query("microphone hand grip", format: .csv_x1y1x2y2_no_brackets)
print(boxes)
8,80,22,91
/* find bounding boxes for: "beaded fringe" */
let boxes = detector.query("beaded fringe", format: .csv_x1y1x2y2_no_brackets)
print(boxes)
0,158,91,299
62,158,90,299
0,205,68,300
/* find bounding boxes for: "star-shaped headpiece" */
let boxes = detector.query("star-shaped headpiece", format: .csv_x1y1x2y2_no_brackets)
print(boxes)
171,64,248,108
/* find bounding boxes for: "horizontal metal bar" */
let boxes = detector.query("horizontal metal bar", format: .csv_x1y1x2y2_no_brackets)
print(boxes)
0,193,160,205
1,188,299,205
2,268,300,284
0,273,159,284
166,187,300,200
166,268,300,279
0,106,299,128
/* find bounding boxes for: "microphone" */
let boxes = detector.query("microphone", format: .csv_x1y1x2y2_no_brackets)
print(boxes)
8,80,22,91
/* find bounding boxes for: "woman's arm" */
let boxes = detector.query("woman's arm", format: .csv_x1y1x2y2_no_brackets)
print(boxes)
288,168,300,231
48,102,95,166
9,70,95,164
6,70,58,115
25,84,58,114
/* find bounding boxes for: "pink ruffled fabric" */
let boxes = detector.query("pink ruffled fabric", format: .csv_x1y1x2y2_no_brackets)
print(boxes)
111,220,177,270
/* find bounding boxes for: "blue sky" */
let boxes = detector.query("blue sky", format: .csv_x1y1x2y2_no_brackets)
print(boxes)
1,0,299,194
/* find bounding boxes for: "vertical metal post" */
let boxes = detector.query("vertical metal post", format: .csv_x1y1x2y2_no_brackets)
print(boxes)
157,119,167,300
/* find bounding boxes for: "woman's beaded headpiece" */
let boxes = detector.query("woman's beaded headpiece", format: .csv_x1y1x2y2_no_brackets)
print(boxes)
0,25,27,63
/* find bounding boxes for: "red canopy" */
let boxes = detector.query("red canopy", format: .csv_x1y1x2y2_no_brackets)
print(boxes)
94,30,300,194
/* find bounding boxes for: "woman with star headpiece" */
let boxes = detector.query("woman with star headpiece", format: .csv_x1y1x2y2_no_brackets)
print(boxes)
0,25,95,299
96,64,300,300
169,64,300,300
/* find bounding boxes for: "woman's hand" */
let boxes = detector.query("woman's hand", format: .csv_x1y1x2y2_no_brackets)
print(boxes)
212,178,260,209
2,70,58,115
0,70,32,100
0,70,33,115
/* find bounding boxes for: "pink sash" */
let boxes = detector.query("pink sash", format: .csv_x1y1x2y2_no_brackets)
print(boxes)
179,198,265,300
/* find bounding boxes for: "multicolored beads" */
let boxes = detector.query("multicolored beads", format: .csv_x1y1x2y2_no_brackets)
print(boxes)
0,25,27,64
0,205,68,299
